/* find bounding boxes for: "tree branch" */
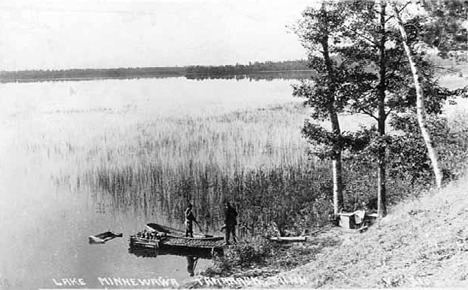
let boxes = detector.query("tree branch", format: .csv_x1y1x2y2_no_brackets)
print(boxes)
385,107,394,118
359,107,378,121
396,1,412,15
385,15,395,23
343,26,380,47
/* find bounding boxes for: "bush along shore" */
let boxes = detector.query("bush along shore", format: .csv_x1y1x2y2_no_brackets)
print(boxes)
190,229,341,288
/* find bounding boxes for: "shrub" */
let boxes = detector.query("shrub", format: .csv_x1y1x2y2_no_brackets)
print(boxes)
203,238,281,275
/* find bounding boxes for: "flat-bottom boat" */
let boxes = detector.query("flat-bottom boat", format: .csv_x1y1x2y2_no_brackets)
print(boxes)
129,223,225,253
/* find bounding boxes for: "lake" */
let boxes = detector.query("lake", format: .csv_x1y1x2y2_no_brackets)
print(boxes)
0,76,315,289
2,72,465,289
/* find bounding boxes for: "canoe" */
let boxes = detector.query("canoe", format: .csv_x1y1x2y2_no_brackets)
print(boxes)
129,223,225,252
145,223,213,238
89,231,123,244
146,223,182,234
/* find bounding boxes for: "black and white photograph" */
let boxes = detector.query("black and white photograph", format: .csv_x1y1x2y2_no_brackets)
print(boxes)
0,0,467,289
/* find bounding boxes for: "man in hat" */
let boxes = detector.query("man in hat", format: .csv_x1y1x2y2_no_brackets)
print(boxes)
185,204,197,238
223,202,238,244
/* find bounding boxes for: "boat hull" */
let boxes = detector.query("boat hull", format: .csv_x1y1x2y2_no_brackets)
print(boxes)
128,239,221,258
129,235,224,250
129,223,225,253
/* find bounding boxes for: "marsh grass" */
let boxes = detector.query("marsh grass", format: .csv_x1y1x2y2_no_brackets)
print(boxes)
15,101,335,234
78,102,335,233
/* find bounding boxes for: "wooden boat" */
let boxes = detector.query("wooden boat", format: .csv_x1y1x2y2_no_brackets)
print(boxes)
129,223,224,252
145,223,213,238
89,231,123,244
146,223,184,234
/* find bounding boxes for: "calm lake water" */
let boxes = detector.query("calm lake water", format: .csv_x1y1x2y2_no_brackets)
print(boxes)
1,74,465,290
0,76,310,289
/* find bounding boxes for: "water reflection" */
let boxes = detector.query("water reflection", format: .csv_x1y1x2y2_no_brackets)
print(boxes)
185,71,314,81
186,256,199,277
128,246,214,259
128,247,210,277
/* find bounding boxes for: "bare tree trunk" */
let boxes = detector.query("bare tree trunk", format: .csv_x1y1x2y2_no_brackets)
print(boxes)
326,65,344,215
321,2,344,215
329,105,343,214
377,2,388,217
332,153,344,214
391,2,444,188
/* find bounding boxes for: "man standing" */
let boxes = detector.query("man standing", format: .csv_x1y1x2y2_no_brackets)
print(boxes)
223,202,238,245
185,204,197,238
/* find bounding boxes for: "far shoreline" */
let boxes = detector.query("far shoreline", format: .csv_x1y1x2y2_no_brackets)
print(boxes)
0,70,315,83
0,60,312,83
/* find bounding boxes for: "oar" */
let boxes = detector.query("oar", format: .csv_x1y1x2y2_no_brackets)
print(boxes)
194,221,213,238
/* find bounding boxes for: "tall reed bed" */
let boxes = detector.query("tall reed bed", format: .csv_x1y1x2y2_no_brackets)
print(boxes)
14,101,332,234
79,102,331,234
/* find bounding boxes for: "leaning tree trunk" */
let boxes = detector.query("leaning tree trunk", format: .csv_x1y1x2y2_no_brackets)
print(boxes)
392,3,444,189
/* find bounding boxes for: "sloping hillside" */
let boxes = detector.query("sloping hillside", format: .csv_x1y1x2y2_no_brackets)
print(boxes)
271,174,468,288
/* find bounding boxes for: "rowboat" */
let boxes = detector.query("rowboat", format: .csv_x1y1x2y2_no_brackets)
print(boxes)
129,223,225,253
89,231,123,244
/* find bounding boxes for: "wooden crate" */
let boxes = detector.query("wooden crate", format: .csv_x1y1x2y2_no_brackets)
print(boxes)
338,212,356,229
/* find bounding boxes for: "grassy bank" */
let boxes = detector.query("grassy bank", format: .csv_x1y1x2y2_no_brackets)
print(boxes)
262,174,468,288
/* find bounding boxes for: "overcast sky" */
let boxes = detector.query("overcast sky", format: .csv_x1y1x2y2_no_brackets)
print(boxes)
0,0,316,71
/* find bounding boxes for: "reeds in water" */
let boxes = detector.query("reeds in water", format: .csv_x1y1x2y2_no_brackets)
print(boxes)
14,101,332,234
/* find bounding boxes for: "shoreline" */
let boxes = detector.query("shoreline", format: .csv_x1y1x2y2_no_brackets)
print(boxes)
0,69,315,84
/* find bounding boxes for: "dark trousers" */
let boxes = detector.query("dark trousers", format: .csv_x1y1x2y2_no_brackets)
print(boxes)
225,225,237,244
185,221,193,237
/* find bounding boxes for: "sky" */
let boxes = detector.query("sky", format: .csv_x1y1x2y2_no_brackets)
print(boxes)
0,0,317,71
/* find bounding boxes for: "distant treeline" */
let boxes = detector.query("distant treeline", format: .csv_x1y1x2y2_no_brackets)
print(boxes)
186,70,315,81
0,67,186,83
0,60,311,83
186,60,310,75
